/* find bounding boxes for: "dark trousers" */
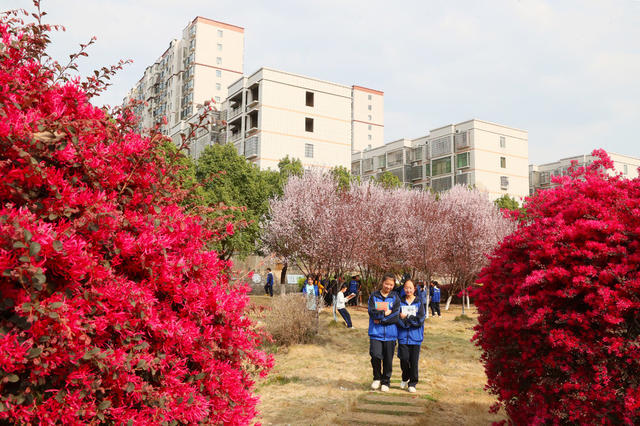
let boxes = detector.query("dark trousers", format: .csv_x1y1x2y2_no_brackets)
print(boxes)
370,339,396,386
398,343,421,387
264,284,273,297
338,308,352,328
430,301,441,316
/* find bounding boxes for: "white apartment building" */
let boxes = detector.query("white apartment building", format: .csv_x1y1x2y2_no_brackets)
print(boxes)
352,119,530,201
529,152,640,195
224,67,384,170
125,17,244,135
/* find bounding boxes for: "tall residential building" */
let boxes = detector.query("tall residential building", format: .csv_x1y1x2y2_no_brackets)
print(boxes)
125,17,243,135
224,67,384,170
351,119,530,201
529,152,640,195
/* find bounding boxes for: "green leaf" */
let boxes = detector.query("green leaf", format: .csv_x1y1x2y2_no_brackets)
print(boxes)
98,400,111,410
27,347,43,358
49,302,63,309
55,391,65,403
24,230,32,242
48,311,59,319
7,374,19,382
52,240,63,252
19,256,30,263
127,420,133,426
125,382,135,393
12,241,26,249
29,242,41,256
153,205,161,214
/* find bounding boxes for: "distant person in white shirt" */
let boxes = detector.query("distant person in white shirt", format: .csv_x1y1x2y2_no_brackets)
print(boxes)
336,283,355,328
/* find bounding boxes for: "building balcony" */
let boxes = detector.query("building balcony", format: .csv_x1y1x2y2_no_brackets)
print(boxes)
244,135,260,159
245,126,259,137
228,107,243,120
246,99,259,110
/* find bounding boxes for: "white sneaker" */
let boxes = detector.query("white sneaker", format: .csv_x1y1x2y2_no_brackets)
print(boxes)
380,385,389,392
400,380,408,390
371,380,381,390
408,386,416,393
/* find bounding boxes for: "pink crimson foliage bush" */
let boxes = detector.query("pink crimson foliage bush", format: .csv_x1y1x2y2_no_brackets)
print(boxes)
0,6,271,425
473,150,640,425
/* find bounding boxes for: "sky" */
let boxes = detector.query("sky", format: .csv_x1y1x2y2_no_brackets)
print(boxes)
5,0,640,164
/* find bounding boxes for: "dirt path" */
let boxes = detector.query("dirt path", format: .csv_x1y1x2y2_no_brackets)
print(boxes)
252,297,505,425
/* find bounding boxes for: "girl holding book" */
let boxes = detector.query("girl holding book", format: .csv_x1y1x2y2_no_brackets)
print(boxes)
396,279,426,393
367,273,400,392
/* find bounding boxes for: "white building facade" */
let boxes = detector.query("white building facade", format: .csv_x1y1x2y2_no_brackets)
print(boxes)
529,152,640,195
125,17,244,135
224,67,384,170
352,119,530,201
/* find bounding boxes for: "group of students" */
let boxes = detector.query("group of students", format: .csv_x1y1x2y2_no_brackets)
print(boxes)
366,275,442,393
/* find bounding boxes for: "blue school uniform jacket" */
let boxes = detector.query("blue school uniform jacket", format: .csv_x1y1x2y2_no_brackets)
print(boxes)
368,291,400,341
397,296,426,345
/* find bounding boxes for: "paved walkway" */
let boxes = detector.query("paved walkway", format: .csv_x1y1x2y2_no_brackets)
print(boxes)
339,359,431,425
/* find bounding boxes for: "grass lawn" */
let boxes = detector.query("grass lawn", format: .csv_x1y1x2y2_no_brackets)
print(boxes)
250,295,505,425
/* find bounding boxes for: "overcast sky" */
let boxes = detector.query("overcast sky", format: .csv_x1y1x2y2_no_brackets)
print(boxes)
5,0,640,164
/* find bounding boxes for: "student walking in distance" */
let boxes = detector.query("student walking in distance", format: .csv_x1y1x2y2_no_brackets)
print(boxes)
397,279,426,393
264,268,274,297
368,274,400,392
429,281,441,317
336,283,355,328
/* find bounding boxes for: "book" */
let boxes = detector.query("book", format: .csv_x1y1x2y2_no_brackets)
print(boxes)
401,305,417,316
375,301,389,311
345,293,355,300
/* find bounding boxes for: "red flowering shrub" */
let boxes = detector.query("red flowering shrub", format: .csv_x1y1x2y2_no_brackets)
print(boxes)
473,150,640,425
0,6,270,424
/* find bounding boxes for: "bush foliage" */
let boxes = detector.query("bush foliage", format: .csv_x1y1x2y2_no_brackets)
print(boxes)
262,295,320,347
0,5,270,424
474,150,640,424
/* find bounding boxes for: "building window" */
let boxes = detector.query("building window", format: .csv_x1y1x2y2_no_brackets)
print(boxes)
215,96,221,103
456,152,470,169
500,136,506,148
431,136,452,157
368,94,372,100
305,143,314,158
367,105,372,111
217,43,222,51
305,91,314,107
500,157,506,168
216,83,221,90
424,163,431,177
368,114,372,121
624,164,628,175
305,117,314,132
432,156,452,176
501,176,509,189
368,134,372,140
216,57,222,65
217,29,223,37
216,70,221,77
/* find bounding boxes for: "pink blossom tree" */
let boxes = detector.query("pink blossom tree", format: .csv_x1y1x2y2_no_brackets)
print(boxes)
438,185,516,314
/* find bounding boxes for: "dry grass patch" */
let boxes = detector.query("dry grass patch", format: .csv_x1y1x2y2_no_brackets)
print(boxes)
249,296,505,425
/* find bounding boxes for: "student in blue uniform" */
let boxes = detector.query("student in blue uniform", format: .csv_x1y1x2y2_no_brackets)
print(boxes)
429,280,441,317
396,279,426,393
368,273,400,392
264,268,274,297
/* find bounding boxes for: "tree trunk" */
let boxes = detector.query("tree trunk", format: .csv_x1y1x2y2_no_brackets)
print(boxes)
465,292,470,310
445,295,453,311
332,295,337,321
461,285,466,315
280,261,288,295
425,289,430,319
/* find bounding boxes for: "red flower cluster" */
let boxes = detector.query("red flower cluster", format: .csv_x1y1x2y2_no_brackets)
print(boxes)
473,150,640,424
0,7,271,425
